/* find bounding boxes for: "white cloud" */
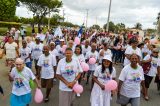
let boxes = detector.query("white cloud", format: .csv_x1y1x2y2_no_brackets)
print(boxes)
16,0,160,29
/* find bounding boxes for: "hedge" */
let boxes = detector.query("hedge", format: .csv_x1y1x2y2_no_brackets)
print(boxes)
0,21,22,28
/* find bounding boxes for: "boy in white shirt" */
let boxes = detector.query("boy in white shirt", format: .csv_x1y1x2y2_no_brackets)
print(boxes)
37,45,57,102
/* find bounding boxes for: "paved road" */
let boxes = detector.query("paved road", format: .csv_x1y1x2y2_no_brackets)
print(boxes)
0,58,160,106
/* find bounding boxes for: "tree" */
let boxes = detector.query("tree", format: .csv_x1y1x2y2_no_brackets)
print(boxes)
103,21,116,32
0,0,16,21
90,24,100,30
19,0,62,31
135,22,142,30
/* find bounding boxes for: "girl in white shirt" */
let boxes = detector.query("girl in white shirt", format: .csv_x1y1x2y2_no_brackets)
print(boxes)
90,55,116,106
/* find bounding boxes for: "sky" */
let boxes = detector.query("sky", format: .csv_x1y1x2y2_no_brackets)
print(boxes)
16,0,160,29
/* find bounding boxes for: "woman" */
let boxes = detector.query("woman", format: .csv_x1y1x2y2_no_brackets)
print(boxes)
73,45,85,97
90,55,116,106
73,45,85,64
117,54,146,106
9,58,40,106
142,48,160,100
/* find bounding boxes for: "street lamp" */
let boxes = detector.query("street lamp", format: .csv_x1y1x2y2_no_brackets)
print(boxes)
157,12,160,37
106,0,112,32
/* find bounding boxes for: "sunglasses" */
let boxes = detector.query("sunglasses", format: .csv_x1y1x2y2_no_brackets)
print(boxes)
153,51,159,53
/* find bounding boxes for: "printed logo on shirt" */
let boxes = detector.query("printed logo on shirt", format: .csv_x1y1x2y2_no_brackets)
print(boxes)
62,66,75,76
21,52,27,56
34,46,41,51
128,73,141,83
15,78,25,88
152,60,157,68
43,59,49,67
99,72,111,81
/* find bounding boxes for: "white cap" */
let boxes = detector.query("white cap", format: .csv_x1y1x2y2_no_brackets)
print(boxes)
60,39,65,41
103,55,112,62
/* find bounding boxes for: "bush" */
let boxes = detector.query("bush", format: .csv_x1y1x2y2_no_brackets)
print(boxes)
0,21,22,29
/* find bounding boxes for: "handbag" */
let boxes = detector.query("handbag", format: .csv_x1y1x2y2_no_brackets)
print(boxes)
141,62,151,74
18,71,36,89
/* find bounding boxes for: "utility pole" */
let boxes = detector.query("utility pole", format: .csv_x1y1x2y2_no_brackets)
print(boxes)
63,9,65,22
157,12,160,37
86,9,89,28
106,0,112,32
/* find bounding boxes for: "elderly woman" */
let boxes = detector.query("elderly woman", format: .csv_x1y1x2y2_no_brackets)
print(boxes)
9,58,40,106
117,54,146,106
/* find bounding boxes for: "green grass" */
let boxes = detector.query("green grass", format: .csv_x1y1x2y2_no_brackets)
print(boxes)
0,27,8,35
0,26,48,36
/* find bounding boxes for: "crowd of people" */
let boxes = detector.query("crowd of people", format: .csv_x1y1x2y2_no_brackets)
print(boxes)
0,27,160,106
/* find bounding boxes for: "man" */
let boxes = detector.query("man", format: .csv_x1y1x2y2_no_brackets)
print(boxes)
14,28,20,48
31,36,43,75
85,43,99,85
56,39,65,60
37,45,57,102
82,39,91,56
20,27,25,40
56,48,83,106
19,40,32,69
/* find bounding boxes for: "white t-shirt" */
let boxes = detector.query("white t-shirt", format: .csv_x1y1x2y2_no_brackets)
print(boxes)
50,49,59,57
5,42,18,59
144,55,160,76
37,33,46,41
14,30,20,40
99,49,112,64
119,64,144,98
56,57,83,91
37,54,57,79
82,45,91,56
124,46,142,66
85,51,99,71
19,47,31,63
10,67,36,96
31,43,43,60
27,41,35,49
56,45,65,59
94,66,116,84
72,54,85,63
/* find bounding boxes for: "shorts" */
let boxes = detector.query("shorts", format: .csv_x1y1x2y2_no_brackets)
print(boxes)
41,78,53,88
144,74,153,88
25,62,32,69
10,93,32,106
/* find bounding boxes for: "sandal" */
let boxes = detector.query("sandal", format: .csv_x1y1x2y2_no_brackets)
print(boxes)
144,96,149,101
44,98,49,102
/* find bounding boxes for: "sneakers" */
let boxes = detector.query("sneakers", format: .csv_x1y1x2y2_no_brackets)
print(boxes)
76,93,81,97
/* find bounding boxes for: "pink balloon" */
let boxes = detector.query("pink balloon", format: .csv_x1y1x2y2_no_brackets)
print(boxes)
105,80,118,91
73,84,83,94
89,58,96,64
74,37,80,45
34,88,43,103
62,45,67,53
81,62,89,72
